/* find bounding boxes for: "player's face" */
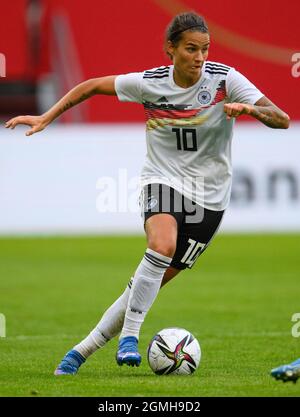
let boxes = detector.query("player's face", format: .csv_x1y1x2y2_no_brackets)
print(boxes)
168,31,210,81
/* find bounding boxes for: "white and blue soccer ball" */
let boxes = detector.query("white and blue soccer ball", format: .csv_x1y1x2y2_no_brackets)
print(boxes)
147,327,201,375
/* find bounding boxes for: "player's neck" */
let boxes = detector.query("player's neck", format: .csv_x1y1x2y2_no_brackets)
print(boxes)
173,68,201,89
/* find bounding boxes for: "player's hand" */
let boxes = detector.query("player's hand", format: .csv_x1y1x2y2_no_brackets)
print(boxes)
224,103,253,120
5,115,48,136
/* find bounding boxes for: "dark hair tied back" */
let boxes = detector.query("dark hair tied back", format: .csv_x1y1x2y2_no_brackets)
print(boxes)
166,12,209,45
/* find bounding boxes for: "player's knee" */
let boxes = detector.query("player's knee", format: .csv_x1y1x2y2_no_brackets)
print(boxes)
148,241,176,258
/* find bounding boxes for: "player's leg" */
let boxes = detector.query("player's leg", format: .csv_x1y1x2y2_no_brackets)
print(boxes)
54,277,133,375
161,266,181,287
69,267,180,359
55,184,181,373
76,265,180,358
77,266,180,357
116,212,178,366
116,186,225,367
54,188,224,373
271,358,300,383
54,266,181,375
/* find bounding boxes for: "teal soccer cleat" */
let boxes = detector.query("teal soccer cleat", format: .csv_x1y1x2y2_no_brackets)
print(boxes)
271,358,300,383
54,349,86,375
116,336,141,367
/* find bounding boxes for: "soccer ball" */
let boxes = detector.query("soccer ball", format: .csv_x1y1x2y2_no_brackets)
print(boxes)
147,327,201,375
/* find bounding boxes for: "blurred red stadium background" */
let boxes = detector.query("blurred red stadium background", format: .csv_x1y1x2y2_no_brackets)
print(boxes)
1,0,299,122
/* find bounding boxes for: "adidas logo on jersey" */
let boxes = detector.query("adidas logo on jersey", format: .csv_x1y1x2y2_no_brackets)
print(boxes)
146,195,158,210
157,96,168,103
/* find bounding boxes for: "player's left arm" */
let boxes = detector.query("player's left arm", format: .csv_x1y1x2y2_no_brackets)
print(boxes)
224,96,290,129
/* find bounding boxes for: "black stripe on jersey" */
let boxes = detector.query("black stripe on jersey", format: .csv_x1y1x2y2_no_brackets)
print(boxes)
205,64,230,71
144,67,170,79
144,71,169,76
205,65,229,73
144,70,169,76
205,69,229,76
205,62,230,71
144,67,169,75
205,68,229,74
143,74,170,79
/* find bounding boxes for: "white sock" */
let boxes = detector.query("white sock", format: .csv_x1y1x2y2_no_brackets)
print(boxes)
120,249,172,340
73,278,133,358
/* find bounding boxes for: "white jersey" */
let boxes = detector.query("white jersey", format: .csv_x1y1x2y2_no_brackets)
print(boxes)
115,61,264,210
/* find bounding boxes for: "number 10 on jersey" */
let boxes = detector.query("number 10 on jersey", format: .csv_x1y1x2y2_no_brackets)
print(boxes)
172,128,198,152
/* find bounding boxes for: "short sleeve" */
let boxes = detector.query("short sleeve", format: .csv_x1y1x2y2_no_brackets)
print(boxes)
226,68,264,104
114,72,144,103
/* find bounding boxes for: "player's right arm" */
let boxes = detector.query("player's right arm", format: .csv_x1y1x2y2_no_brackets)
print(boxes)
5,76,117,136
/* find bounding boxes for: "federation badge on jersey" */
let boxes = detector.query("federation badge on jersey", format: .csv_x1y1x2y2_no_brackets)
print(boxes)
197,90,211,105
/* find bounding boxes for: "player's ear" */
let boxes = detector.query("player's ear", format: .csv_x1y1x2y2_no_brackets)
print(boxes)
165,40,175,60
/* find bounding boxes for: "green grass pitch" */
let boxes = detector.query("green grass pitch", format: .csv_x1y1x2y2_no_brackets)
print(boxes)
0,234,299,397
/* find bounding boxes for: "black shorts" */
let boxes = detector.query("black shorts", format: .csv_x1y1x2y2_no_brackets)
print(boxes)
141,184,224,270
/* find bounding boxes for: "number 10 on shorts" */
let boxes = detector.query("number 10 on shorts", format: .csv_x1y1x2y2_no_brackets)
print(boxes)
181,239,206,268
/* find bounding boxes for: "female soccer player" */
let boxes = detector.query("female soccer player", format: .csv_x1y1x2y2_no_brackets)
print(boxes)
6,12,290,374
